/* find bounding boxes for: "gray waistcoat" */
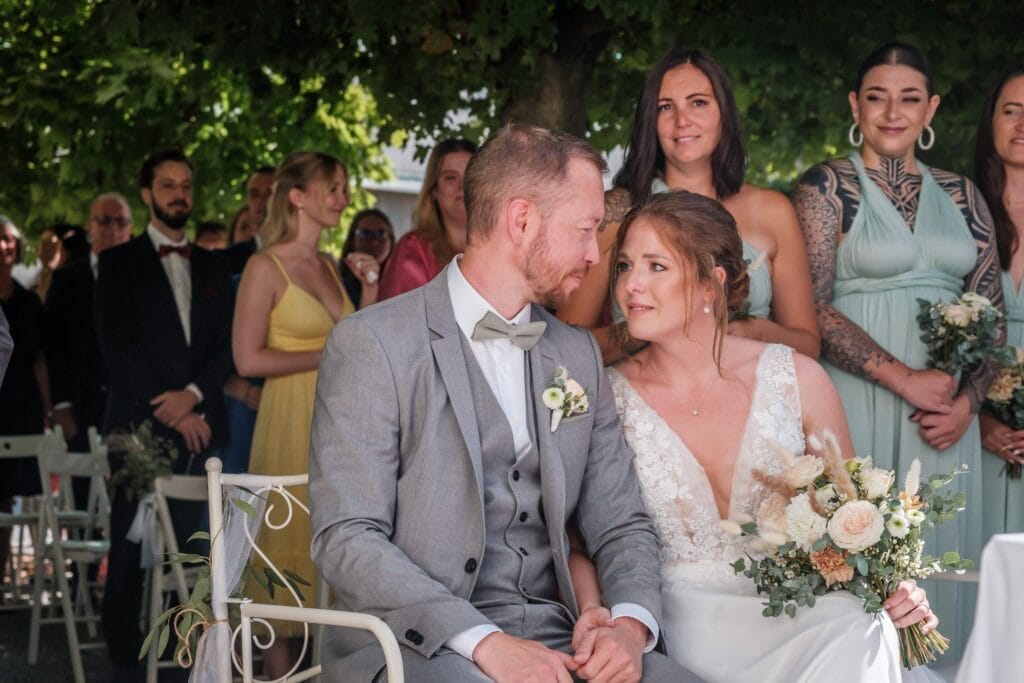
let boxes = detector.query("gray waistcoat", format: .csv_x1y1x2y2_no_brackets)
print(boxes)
460,334,560,609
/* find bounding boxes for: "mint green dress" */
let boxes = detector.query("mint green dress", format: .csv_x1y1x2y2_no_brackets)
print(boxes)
823,152,982,659
982,271,1024,536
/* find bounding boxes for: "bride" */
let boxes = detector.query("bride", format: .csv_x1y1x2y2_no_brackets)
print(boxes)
569,191,942,682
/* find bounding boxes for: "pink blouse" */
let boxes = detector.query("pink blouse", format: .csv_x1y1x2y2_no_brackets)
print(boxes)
378,231,447,301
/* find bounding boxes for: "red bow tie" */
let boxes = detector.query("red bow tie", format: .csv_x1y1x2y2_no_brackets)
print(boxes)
158,244,193,259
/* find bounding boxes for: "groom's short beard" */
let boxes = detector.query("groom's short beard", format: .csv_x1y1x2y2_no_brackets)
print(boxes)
525,231,588,309
153,200,191,230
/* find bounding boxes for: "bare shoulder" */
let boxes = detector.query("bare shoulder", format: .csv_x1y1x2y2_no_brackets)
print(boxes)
736,183,799,224
791,349,835,393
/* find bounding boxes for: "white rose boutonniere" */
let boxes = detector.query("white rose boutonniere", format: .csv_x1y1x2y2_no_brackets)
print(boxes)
543,366,589,431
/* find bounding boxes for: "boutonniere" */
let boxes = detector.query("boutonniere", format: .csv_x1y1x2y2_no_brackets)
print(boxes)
542,366,589,432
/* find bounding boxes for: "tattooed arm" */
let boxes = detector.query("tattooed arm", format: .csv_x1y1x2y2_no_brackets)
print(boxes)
935,172,1006,412
557,187,633,365
793,162,956,413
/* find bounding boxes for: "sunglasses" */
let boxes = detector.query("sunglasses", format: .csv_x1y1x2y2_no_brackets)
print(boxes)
92,215,131,227
355,229,388,240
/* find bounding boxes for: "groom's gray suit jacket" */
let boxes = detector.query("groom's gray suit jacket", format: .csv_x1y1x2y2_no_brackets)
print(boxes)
309,269,662,678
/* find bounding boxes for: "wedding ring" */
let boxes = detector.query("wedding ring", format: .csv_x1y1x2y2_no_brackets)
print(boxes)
366,269,379,284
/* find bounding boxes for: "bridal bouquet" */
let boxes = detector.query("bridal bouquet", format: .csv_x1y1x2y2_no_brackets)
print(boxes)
984,346,1024,478
727,433,972,669
916,292,1006,374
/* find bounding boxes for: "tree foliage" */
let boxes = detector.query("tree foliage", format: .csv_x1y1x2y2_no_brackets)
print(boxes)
2,0,1022,241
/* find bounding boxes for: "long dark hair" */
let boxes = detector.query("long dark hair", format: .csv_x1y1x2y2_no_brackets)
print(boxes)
975,61,1024,270
614,48,746,205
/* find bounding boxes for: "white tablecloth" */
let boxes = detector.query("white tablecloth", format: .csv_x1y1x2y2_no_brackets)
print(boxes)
956,533,1024,683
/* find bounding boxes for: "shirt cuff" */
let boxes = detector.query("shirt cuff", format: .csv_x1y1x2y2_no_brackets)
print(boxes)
610,603,658,653
185,383,204,403
53,401,73,411
445,624,502,661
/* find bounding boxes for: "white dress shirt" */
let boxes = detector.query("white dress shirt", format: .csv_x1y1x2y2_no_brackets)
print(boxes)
444,258,658,661
147,224,202,402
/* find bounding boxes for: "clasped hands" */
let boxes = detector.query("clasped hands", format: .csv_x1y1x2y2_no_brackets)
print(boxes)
900,368,972,451
474,609,646,683
150,389,210,453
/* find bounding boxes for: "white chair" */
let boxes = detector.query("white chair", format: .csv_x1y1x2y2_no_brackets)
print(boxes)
197,456,403,682
145,474,208,683
0,427,66,608
27,428,111,683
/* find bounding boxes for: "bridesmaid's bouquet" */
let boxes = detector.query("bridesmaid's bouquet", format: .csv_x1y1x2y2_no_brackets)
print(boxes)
916,292,1006,374
726,432,972,669
984,346,1024,478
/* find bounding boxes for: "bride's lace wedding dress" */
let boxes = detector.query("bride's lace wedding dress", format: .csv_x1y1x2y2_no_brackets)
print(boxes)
611,344,941,682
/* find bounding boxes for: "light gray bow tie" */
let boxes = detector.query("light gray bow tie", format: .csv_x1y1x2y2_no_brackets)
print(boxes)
471,310,547,350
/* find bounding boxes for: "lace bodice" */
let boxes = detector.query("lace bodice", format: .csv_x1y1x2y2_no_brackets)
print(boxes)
610,344,805,590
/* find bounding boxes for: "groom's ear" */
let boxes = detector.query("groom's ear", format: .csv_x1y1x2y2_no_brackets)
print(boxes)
504,197,532,246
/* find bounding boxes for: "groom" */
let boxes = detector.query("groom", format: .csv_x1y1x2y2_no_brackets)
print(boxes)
310,125,696,681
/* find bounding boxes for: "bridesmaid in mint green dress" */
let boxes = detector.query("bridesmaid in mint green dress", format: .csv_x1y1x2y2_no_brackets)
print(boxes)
975,62,1024,537
557,47,820,365
795,43,1003,661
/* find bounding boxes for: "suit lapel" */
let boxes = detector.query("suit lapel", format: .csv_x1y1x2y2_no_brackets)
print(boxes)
424,274,485,511
528,311,567,554
139,234,189,349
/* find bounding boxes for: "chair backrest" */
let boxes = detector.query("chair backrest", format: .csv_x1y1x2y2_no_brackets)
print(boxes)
0,426,64,460
36,427,111,539
153,474,208,603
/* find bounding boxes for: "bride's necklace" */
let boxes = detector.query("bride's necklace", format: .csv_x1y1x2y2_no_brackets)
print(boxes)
648,354,719,417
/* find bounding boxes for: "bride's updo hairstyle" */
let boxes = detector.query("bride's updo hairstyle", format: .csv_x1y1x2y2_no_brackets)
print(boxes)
610,190,749,362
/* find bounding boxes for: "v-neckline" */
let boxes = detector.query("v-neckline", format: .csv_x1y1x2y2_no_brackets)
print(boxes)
851,151,932,237
615,352,767,523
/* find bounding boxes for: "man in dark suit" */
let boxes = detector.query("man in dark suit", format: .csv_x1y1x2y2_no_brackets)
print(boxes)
222,165,274,275
95,148,233,680
46,192,133,453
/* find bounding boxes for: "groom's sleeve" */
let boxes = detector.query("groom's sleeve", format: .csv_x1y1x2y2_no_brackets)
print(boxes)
573,332,665,631
309,316,493,658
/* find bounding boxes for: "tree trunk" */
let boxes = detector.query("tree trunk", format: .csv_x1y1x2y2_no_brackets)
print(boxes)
500,6,613,137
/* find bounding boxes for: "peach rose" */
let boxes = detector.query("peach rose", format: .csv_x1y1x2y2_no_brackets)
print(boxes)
783,455,825,489
827,500,884,552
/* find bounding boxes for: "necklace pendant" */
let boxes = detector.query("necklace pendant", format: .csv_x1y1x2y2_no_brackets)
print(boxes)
691,409,700,416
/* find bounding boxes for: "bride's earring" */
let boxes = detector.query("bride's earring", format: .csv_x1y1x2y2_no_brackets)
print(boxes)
703,301,712,315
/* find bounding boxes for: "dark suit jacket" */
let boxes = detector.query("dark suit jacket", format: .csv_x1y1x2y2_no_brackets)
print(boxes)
0,305,11,389
220,237,257,276
94,233,233,467
46,257,108,445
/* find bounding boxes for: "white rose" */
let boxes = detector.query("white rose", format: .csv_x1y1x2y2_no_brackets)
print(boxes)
961,292,991,309
886,512,911,538
858,464,894,501
906,509,926,527
757,493,789,536
784,492,827,552
942,304,973,328
564,378,585,396
783,455,825,489
828,500,885,552
987,369,1021,403
719,520,743,536
542,387,565,410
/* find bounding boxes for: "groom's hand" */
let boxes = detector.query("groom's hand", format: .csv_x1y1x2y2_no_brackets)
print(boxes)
473,632,577,682
571,606,614,653
572,616,646,683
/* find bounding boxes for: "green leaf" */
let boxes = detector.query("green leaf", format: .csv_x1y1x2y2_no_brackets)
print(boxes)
784,603,797,618
157,623,171,658
230,496,259,517
188,531,211,543
138,626,157,660
283,569,312,587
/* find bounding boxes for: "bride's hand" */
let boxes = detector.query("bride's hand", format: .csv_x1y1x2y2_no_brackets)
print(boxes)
883,580,938,632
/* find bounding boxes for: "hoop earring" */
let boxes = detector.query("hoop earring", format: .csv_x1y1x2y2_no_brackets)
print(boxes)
848,123,863,147
918,125,935,151
703,302,712,315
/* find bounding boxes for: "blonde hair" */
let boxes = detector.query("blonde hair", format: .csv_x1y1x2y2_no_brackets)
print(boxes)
412,138,476,264
610,191,749,367
259,151,346,248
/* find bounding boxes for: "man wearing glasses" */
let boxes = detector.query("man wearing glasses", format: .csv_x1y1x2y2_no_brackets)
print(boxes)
46,192,133,451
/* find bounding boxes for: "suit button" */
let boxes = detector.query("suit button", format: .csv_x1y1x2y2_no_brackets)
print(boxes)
519,512,528,522
464,558,477,573
512,470,520,481
405,629,423,645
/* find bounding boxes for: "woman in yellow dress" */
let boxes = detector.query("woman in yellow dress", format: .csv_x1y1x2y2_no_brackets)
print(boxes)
233,151,374,678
